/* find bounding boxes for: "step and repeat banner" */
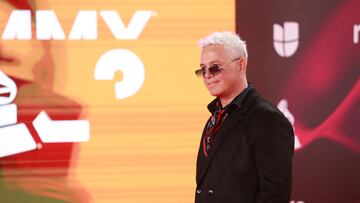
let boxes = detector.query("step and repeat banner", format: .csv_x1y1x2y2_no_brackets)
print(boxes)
0,0,234,202
0,0,358,202
236,0,359,202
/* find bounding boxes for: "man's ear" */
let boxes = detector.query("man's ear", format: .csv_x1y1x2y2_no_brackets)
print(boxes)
239,58,247,73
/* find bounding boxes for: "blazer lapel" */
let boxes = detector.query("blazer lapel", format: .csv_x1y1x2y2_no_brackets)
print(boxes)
197,106,245,185
197,88,258,185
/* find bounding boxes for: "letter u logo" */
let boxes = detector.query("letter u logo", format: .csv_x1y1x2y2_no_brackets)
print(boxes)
273,22,299,57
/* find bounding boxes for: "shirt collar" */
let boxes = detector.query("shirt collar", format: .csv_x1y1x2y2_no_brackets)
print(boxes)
207,84,253,114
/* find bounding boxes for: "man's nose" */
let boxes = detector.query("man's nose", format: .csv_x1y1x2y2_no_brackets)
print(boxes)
203,70,213,79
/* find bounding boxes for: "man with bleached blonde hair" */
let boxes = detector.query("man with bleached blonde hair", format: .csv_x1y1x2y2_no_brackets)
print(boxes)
194,31,294,203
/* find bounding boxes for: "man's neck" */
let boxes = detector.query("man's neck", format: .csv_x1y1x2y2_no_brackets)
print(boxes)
219,81,248,107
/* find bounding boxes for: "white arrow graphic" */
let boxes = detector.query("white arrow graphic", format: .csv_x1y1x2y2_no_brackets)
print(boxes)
33,111,90,143
0,124,37,158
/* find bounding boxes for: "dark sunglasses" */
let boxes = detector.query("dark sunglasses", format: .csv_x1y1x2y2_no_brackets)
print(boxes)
195,58,240,77
195,64,222,77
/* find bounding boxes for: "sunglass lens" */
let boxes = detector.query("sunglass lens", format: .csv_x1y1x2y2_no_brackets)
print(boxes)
208,65,221,75
195,69,204,77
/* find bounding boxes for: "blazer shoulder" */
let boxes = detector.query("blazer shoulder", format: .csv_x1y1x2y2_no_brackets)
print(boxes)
245,90,290,125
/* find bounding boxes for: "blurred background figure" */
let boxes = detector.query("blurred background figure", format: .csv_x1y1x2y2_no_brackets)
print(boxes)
0,0,90,202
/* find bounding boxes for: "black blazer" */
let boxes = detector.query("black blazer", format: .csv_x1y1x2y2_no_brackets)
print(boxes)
195,87,294,203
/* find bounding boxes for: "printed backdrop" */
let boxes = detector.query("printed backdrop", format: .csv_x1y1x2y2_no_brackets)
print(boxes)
0,0,233,202
237,0,359,202
0,0,359,202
